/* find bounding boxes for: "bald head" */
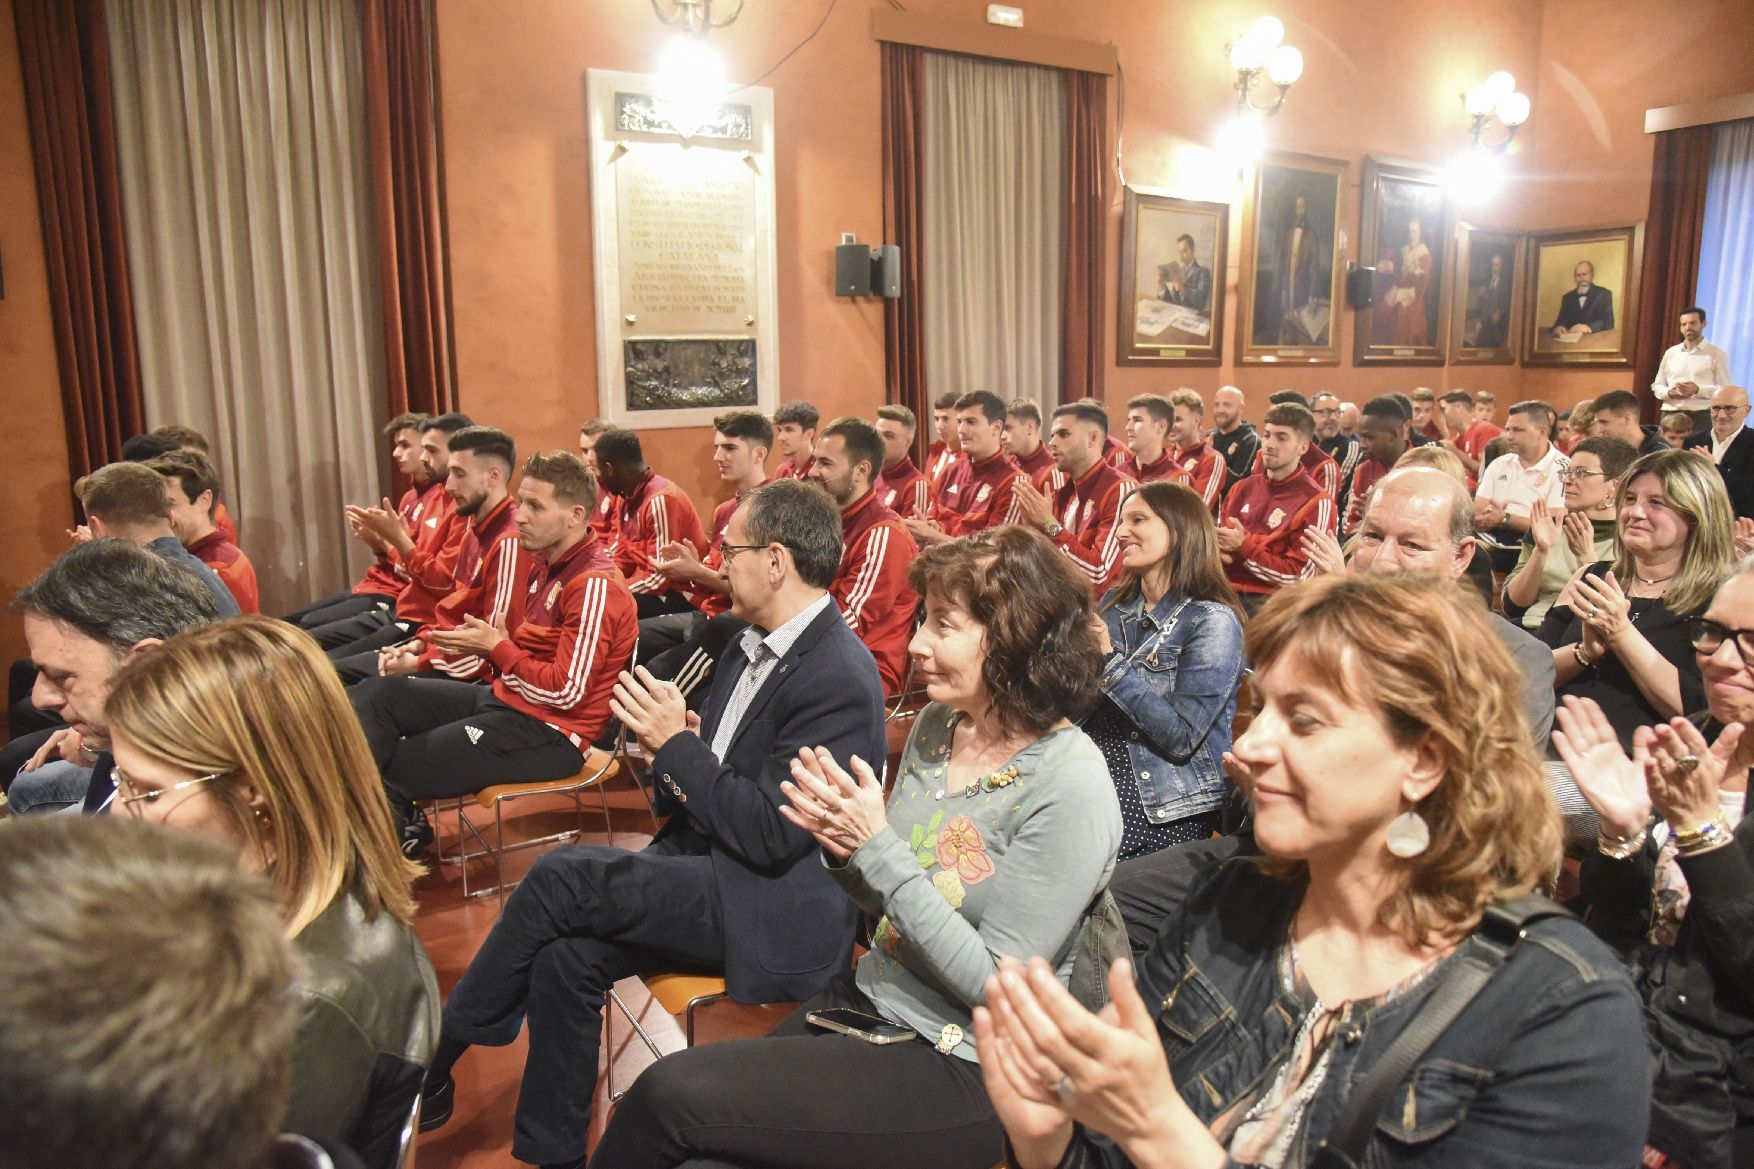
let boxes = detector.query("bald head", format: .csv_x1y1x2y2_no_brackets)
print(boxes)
1212,386,1245,432
1349,467,1476,581
1711,384,1750,441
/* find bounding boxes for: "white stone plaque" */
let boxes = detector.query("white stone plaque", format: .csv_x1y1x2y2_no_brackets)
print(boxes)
587,69,778,429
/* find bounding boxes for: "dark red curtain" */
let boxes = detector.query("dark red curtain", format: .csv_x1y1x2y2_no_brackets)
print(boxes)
880,42,929,466
14,0,145,484
1634,125,1714,422
364,0,456,424
1062,69,1108,403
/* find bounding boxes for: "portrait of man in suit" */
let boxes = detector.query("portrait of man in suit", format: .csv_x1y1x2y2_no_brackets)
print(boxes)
1276,192,1327,345
1472,250,1514,349
1157,233,1212,313
1550,259,1615,338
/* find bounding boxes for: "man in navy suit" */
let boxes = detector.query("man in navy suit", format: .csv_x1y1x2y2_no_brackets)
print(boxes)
1686,385,1754,519
1550,259,1615,338
418,478,886,1169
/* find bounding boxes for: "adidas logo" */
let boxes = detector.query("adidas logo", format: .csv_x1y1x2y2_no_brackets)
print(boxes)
465,725,485,745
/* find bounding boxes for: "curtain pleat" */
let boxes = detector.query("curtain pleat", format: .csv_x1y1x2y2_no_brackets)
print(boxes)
880,42,928,465
1061,69,1107,402
1695,118,1754,388
13,0,146,485
106,0,388,614
1634,124,1714,420
922,52,1065,409
363,0,455,424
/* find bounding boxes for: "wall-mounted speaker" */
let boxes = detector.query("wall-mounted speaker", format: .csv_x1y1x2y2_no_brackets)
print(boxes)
1345,266,1376,309
835,243,872,297
872,245,900,298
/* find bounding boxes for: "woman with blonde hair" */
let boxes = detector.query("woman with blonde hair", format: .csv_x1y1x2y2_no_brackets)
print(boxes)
1540,448,1736,747
976,572,1650,1168
104,615,439,1169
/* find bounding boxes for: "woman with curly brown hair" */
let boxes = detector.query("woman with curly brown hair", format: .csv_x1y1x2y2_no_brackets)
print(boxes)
977,572,1651,1169
590,525,1122,1169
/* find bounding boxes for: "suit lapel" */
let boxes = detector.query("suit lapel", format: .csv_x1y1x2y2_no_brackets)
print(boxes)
722,604,836,757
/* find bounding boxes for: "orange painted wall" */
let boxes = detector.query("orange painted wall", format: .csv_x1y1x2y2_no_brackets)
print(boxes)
433,0,1752,527
0,0,75,666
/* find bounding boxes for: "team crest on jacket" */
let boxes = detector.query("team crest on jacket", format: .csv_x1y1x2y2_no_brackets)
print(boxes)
1267,507,1286,529
547,582,564,608
1081,499,1093,524
975,484,991,502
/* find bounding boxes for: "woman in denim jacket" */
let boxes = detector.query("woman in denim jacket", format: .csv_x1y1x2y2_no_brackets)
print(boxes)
978,573,1651,1169
1084,481,1247,859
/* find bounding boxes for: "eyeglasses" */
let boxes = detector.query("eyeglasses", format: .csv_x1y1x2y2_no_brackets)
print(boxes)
1708,406,1747,416
1559,468,1605,481
113,768,228,814
1687,617,1754,662
719,542,777,563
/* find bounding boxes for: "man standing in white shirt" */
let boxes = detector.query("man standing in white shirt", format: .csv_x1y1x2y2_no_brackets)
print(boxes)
1652,305,1733,440
1474,400,1569,576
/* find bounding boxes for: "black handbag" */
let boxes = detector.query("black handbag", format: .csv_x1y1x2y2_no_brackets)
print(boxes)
1309,893,1572,1169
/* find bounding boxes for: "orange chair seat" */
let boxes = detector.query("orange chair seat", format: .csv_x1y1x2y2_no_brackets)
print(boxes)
475,749,622,808
643,973,728,1015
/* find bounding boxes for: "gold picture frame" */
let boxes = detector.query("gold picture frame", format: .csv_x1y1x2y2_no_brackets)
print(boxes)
1237,150,1346,366
1117,187,1228,366
1354,157,1452,365
1522,222,1645,368
1449,224,1524,365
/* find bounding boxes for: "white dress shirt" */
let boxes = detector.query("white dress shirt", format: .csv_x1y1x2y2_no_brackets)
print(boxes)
1652,339,1733,412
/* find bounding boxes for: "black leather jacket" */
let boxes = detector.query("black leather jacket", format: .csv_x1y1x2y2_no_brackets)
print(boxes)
1052,860,1650,1168
1580,812,1754,1167
282,891,439,1169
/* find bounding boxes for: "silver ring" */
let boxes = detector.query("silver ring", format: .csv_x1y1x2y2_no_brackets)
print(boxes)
1054,1074,1073,1102
1675,754,1700,774
1584,605,1597,619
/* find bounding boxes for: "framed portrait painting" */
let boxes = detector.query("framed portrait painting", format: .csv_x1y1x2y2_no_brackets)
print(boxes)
1522,223,1644,368
1117,187,1228,366
1449,224,1523,365
1238,151,1345,365
1354,158,1451,365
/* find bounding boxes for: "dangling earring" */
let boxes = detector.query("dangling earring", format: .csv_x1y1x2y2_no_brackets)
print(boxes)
253,807,273,830
1385,809,1430,858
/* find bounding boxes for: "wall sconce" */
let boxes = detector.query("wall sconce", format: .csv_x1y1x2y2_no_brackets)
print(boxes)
1463,71,1530,152
651,0,743,35
1227,16,1303,116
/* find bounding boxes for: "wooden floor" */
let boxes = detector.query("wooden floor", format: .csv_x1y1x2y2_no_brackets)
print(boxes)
407,786,792,1168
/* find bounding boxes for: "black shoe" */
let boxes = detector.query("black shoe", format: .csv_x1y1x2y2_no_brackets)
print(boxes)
400,808,434,859
417,1074,453,1133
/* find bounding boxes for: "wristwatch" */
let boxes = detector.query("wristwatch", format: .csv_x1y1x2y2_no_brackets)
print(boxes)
1673,814,1734,855
1041,519,1064,538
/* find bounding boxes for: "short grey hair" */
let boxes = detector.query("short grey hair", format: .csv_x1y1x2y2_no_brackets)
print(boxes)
12,539,218,654
742,479,843,589
0,816,300,1169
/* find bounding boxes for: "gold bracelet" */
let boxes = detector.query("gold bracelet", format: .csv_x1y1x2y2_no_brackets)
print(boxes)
1597,825,1648,860
1673,815,1734,855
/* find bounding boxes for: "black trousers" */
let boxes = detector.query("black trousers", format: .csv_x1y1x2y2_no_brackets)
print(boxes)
442,827,726,1164
1110,832,1250,956
306,606,405,651
590,970,1003,1169
644,614,748,713
350,676,582,801
634,590,696,621
634,610,707,667
285,589,390,627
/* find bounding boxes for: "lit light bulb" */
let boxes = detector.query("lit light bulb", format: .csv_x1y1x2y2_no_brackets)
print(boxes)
1464,85,1496,117
1229,33,1265,71
1443,151,1504,203
1497,91,1531,127
1267,44,1303,86
1217,115,1266,167
1483,70,1516,99
655,34,727,138
1249,15,1285,50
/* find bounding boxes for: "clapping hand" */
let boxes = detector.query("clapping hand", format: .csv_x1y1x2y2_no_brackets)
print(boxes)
427,613,506,656
1735,518,1754,561
346,498,415,555
778,746,887,860
1563,509,1596,561
1300,527,1346,576
975,956,1214,1169
609,665,691,755
1552,695,1652,840
1643,717,1743,833
655,538,708,584
1527,499,1561,554
1011,479,1055,528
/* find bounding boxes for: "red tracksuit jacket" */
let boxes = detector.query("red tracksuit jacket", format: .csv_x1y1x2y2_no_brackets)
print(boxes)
1220,468,1337,596
877,457,931,519
931,451,1025,535
418,494,528,681
834,490,918,696
614,471,706,598
1047,460,1134,596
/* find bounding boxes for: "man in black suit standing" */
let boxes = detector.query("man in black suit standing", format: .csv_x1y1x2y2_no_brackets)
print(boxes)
1686,385,1754,519
1550,259,1615,338
1474,250,1514,348
418,478,886,1169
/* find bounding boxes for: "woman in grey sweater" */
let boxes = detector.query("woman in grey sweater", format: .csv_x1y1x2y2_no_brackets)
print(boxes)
591,526,1122,1169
